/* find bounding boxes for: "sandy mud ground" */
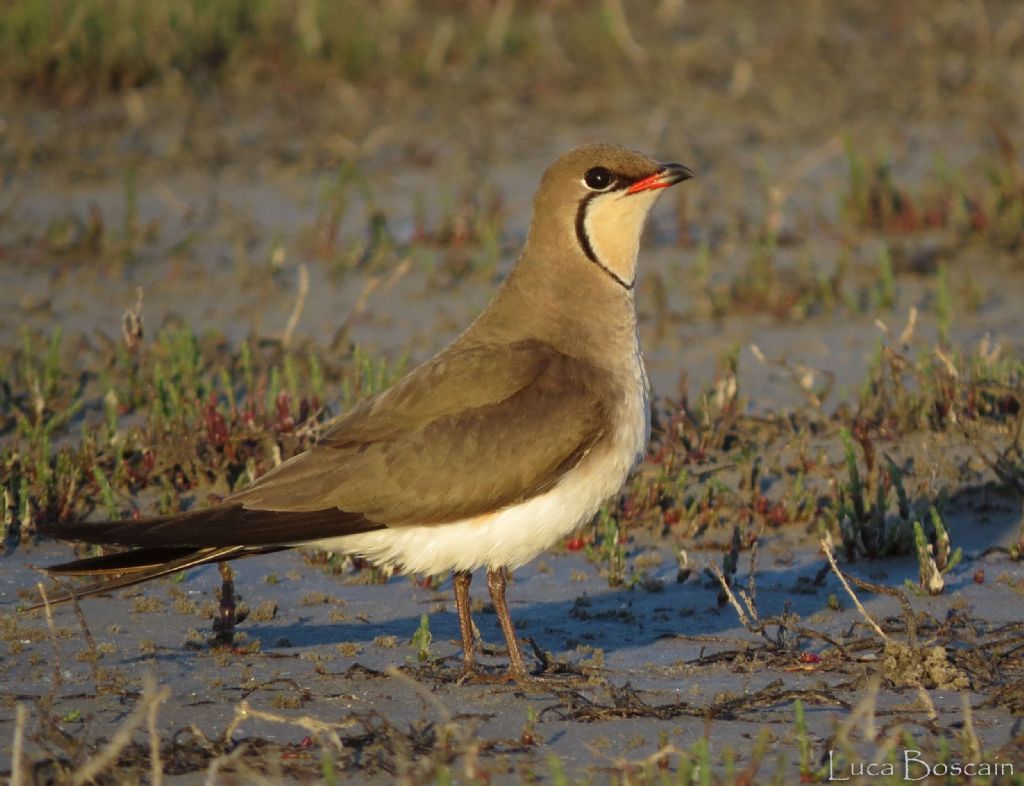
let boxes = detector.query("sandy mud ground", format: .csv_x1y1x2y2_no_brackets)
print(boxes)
2,1,1024,783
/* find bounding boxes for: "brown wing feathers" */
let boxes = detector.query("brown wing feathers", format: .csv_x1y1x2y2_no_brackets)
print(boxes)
230,341,611,525
34,340,612,601
38,504,384,549
31,506,384,608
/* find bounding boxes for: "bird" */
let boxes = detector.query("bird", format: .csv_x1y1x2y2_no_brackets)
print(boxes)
33,143,694,679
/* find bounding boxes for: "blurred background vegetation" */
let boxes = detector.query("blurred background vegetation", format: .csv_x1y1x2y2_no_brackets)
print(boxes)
4,0,693,98
2,0,1021,116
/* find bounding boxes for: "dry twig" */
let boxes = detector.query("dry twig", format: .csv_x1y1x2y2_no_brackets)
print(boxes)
708,560,757,630
820,539,889,642
52,573,105,689
36,582,63,692
222,700,354,753
72,675,170,786
148,684,165,786
11,704,27,786
281,262,310,348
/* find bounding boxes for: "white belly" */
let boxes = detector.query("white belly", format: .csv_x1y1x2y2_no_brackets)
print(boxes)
314,354,650,575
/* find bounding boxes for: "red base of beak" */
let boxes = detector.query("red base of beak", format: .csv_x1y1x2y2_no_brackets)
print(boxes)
625,163,695,194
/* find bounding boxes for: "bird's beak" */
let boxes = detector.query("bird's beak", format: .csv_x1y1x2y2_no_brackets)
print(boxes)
625,163,695,195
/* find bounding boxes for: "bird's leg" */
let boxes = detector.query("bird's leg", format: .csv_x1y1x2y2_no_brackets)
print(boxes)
212,562,236,644
453,570,476,674
485,566,527,679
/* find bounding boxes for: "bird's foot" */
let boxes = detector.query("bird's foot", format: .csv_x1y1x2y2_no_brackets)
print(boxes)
211,562,237,645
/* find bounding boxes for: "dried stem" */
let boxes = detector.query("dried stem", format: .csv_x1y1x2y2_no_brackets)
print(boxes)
833,676,880,746
36,582,64,692
11,703,27,786
961,693,981,762
222,700,354,752
51,574,104,689
708,561,756,630
148,685,164,786
281,262,310,348
203,744,250,786
72,676,170,786
819,540,889,642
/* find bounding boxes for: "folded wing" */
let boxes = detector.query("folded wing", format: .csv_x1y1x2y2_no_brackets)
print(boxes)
232,338,612,526
43,339,611,553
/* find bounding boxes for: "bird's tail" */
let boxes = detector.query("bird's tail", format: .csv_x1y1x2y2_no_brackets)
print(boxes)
27,501,378,611
23,544,273,611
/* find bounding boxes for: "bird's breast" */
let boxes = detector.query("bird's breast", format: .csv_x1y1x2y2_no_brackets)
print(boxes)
607,328,651,471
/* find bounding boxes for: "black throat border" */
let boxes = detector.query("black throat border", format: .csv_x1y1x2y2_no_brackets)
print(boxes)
574,193,634,291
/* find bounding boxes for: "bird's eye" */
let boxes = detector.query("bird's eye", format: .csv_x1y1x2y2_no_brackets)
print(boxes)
583,167,614,191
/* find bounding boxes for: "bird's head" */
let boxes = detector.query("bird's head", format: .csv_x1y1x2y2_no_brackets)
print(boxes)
529,143,694,289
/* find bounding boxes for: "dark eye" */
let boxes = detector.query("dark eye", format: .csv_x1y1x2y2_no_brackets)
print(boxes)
583,167,614,191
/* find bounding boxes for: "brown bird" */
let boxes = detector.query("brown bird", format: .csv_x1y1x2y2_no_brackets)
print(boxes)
35,144,693,679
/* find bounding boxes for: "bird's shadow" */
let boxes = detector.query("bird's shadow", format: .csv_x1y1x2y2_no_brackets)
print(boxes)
239,482,1023,659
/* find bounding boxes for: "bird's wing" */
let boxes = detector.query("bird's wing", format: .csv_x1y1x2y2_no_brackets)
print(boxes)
37,504,382,548
230,338,613,526
40,340,613,552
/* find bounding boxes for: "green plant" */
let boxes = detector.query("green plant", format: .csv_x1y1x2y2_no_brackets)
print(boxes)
547,753,568,786
585,505,626,587
410,613,432,662
876,244,896,311
835,428,914,559
935,263,952,346
908,506,963,595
